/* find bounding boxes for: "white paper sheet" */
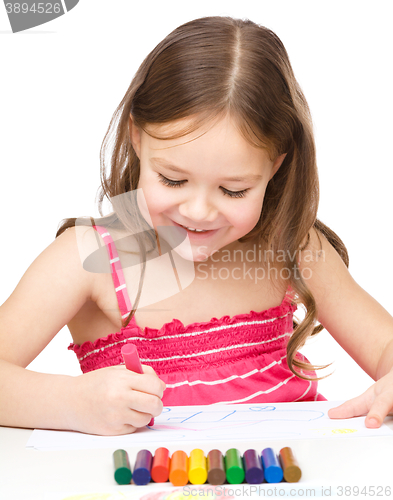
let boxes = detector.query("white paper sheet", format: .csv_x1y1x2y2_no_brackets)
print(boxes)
27,401,393,451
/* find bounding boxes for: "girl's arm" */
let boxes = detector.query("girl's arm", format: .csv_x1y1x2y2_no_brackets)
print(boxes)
0,227,164,435
299,227,393,427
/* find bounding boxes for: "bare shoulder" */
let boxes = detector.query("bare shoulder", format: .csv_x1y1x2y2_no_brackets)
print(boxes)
299,226,346,267
37,225,99,282
297,226,393,380
0,226,96,367
298,226,352,295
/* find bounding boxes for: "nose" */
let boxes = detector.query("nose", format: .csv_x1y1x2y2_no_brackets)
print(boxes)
178,191,218,225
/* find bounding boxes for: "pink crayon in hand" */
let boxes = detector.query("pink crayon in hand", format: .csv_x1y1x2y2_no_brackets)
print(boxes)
121,343,143,372
121,343,154,427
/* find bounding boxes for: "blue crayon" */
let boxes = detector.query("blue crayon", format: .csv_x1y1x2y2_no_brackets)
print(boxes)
133,449,153,485
261,448,283,483
243,449,264,484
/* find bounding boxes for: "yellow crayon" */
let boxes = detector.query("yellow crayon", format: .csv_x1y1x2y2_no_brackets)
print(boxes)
188,448,208,485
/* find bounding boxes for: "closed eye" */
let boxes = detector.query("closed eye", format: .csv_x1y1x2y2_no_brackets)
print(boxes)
158,174,185,188
157,174,249,199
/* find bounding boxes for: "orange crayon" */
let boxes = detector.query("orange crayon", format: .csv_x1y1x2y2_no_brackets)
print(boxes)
169,450,189,486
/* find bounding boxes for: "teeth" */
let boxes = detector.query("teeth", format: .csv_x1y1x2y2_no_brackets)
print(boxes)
181,225,208,232
186,227,208,232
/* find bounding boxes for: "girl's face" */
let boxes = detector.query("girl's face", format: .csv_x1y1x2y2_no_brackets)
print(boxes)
132,114,285,262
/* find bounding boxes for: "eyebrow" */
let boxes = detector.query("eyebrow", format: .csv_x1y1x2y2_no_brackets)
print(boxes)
150,157,263,182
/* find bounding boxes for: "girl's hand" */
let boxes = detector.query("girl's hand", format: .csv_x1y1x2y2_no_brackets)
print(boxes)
70,364,166,435
328,369,393,428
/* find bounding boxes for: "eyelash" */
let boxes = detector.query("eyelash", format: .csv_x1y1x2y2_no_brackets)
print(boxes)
158,174,249,199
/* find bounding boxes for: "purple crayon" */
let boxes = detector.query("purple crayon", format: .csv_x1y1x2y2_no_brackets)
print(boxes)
133,449,153,485
243,449,264,484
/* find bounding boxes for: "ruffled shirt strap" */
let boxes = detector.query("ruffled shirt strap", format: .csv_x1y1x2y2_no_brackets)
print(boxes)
92,225,136,326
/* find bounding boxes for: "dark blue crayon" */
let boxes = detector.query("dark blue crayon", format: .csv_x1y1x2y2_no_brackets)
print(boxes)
243,449,264,484
133,449,153,485
261,448,283,483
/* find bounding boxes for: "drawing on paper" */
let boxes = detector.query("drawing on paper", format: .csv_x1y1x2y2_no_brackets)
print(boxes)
151,405,325,432
309,427,358,436
28,402,392,451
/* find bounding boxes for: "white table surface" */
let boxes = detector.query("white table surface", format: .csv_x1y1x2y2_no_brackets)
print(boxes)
2,409,393,500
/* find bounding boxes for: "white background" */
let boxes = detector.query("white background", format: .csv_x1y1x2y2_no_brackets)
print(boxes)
0,1,392,401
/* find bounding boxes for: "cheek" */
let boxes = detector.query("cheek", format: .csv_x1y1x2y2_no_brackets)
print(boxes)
138,173,172,218
230,195,264,230
234,208,261,230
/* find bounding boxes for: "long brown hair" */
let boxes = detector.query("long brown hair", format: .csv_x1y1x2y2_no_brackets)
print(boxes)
57,16,349,380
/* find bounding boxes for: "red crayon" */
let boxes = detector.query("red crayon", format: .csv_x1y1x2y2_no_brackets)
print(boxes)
121,343,154,426
151,447,171,483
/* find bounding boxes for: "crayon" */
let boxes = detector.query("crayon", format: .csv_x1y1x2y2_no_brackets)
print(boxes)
113,449,132,485
279,447,302,483
133,449,153,485
243,449,264,484
261,448,283,483
188,449,208,485
169,450,189,486
225,448,245,484
207,449,226,485
121,343,154,426
151,447,171,483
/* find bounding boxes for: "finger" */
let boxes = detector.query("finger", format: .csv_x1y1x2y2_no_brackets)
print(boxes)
126,372,165,398
141,364,156,375
110,364,166,394
98,424,138,436
365,394,393,428
126,408,155,428
115,425,139,436
328,393,371,420
141,365,166,391
116,362,153,376
141,365,166,390
126,387,164,418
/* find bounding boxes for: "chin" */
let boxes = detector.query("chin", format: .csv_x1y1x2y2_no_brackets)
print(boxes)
172,245,208,262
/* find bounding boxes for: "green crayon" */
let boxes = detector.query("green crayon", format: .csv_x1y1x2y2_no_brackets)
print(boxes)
113,449,132,485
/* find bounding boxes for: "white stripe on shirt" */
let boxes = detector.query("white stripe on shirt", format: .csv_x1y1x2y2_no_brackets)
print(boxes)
164,356,287,389
211,374,296,404
77,311,292,362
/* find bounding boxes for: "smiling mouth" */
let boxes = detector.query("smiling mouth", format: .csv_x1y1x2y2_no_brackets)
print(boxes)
181,225,209,233
173,221,217,233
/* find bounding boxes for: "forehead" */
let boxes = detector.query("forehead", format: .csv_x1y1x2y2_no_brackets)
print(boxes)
141,114,270,159
142,113,221,142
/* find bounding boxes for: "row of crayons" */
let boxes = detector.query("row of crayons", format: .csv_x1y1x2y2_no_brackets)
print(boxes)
113,447,301,487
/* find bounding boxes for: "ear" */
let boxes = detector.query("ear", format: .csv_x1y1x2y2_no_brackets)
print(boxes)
129,114,142,158
269,153,287,180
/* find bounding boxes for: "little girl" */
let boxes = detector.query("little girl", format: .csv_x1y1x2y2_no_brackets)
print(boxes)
1,16,393,436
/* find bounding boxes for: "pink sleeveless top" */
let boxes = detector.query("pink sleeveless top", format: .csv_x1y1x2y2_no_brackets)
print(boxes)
68,226,326,405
